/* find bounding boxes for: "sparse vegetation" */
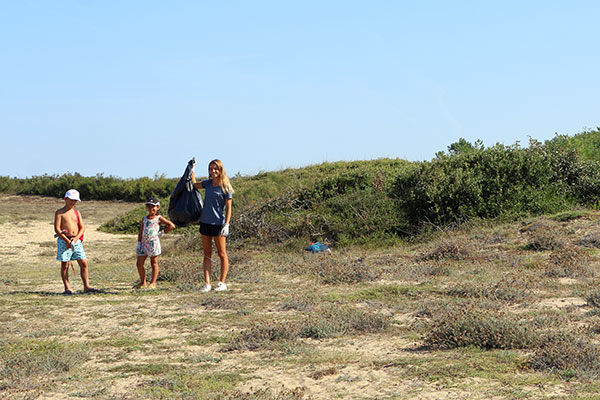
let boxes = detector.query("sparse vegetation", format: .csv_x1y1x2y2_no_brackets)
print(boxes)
6,130,600,398
530,332,600,378
424,306,538,350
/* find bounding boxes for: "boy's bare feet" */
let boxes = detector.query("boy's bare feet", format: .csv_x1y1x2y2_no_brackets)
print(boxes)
147,283,156,290
84,287,99,293
134,282,147,289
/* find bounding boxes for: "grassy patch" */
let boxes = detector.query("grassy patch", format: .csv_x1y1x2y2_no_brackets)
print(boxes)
141,371,241,399
93,336,146,352
0,339,89,391
225,305,391,351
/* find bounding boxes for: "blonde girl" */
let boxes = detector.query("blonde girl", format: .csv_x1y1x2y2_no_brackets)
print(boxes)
192,159,234,292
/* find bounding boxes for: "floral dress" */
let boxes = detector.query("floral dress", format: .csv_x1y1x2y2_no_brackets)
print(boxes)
137,216,161,257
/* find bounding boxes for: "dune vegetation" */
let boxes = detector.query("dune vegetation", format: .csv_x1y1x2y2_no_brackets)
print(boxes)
2,129,600,398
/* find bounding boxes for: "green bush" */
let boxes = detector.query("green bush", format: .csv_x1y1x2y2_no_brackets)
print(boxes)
69,133,600,246
0,173,176,202
393,138,600,232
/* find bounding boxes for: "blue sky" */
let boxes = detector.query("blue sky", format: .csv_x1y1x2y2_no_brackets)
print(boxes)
1,1,598,178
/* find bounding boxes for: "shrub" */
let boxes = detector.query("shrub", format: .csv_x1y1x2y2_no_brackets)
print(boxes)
543,247,592,278
587,291,600,308
312,256,382,285
530,332,600,378
578,233,600,248
392,138,600,231
419,240,471,261
223,321,301,351
158,256,204,285
524,227,564,251
424,306,537,350
280,294,319,312
299,305,390,339
225,306,390,350
447,274,534,303
0,173,176,201
222,387,312,400
276,253,382,285
406,263,450,280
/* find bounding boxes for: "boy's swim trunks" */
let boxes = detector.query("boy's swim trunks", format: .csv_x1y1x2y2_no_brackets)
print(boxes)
56,238,87,262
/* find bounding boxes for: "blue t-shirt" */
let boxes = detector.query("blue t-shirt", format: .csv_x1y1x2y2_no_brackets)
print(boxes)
200,179,233,225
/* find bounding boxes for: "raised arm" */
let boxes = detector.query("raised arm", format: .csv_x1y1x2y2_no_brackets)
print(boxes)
191,170,203,189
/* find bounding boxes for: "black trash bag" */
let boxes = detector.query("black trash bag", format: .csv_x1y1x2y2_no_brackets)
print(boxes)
168,160,203,227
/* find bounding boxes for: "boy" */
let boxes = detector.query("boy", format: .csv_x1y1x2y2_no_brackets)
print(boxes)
54,189,97,295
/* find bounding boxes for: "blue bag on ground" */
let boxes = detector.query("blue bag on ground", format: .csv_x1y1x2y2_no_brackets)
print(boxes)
168,161,203,227
305,242,330,253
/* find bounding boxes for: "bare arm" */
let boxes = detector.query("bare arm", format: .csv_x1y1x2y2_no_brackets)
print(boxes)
74,211,85,241
137,219,143,242
54,212,70,243
159,216,176,233
224,198,232,224
191,171,203,189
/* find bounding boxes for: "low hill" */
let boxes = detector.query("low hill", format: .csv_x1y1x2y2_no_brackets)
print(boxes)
4,129,600,246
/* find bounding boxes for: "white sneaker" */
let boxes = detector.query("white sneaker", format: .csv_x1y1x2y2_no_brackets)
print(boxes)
214,282,228,291
200,284,212,293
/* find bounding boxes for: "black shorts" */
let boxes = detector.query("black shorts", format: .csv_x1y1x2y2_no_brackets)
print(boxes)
200,222,223,237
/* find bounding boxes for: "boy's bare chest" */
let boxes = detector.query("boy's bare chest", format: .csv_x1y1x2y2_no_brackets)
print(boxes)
60,212,78,228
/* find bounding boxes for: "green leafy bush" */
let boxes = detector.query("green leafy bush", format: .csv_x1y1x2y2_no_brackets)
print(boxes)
0,173,176,202
392,140,590,230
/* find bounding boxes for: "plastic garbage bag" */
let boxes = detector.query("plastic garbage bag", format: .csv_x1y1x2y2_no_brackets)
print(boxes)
305,241,331,253
168,159,203,227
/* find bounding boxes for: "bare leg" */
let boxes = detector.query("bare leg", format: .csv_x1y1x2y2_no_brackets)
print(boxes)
201,234,213,284
136,255,148,287
214,235,229,283
77,259,93,292
148,256,159,287
60,261,71,292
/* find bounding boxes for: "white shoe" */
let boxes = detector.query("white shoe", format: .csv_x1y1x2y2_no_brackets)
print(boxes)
214,282,228,291
200,284,212,293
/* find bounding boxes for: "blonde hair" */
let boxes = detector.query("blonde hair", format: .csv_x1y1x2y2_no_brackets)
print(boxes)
209,159,234,194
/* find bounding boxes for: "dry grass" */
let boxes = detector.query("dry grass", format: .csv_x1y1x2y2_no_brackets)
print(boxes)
4,196,600,399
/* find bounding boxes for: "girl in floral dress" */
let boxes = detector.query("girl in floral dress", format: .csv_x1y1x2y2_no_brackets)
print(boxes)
135,197,175,289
